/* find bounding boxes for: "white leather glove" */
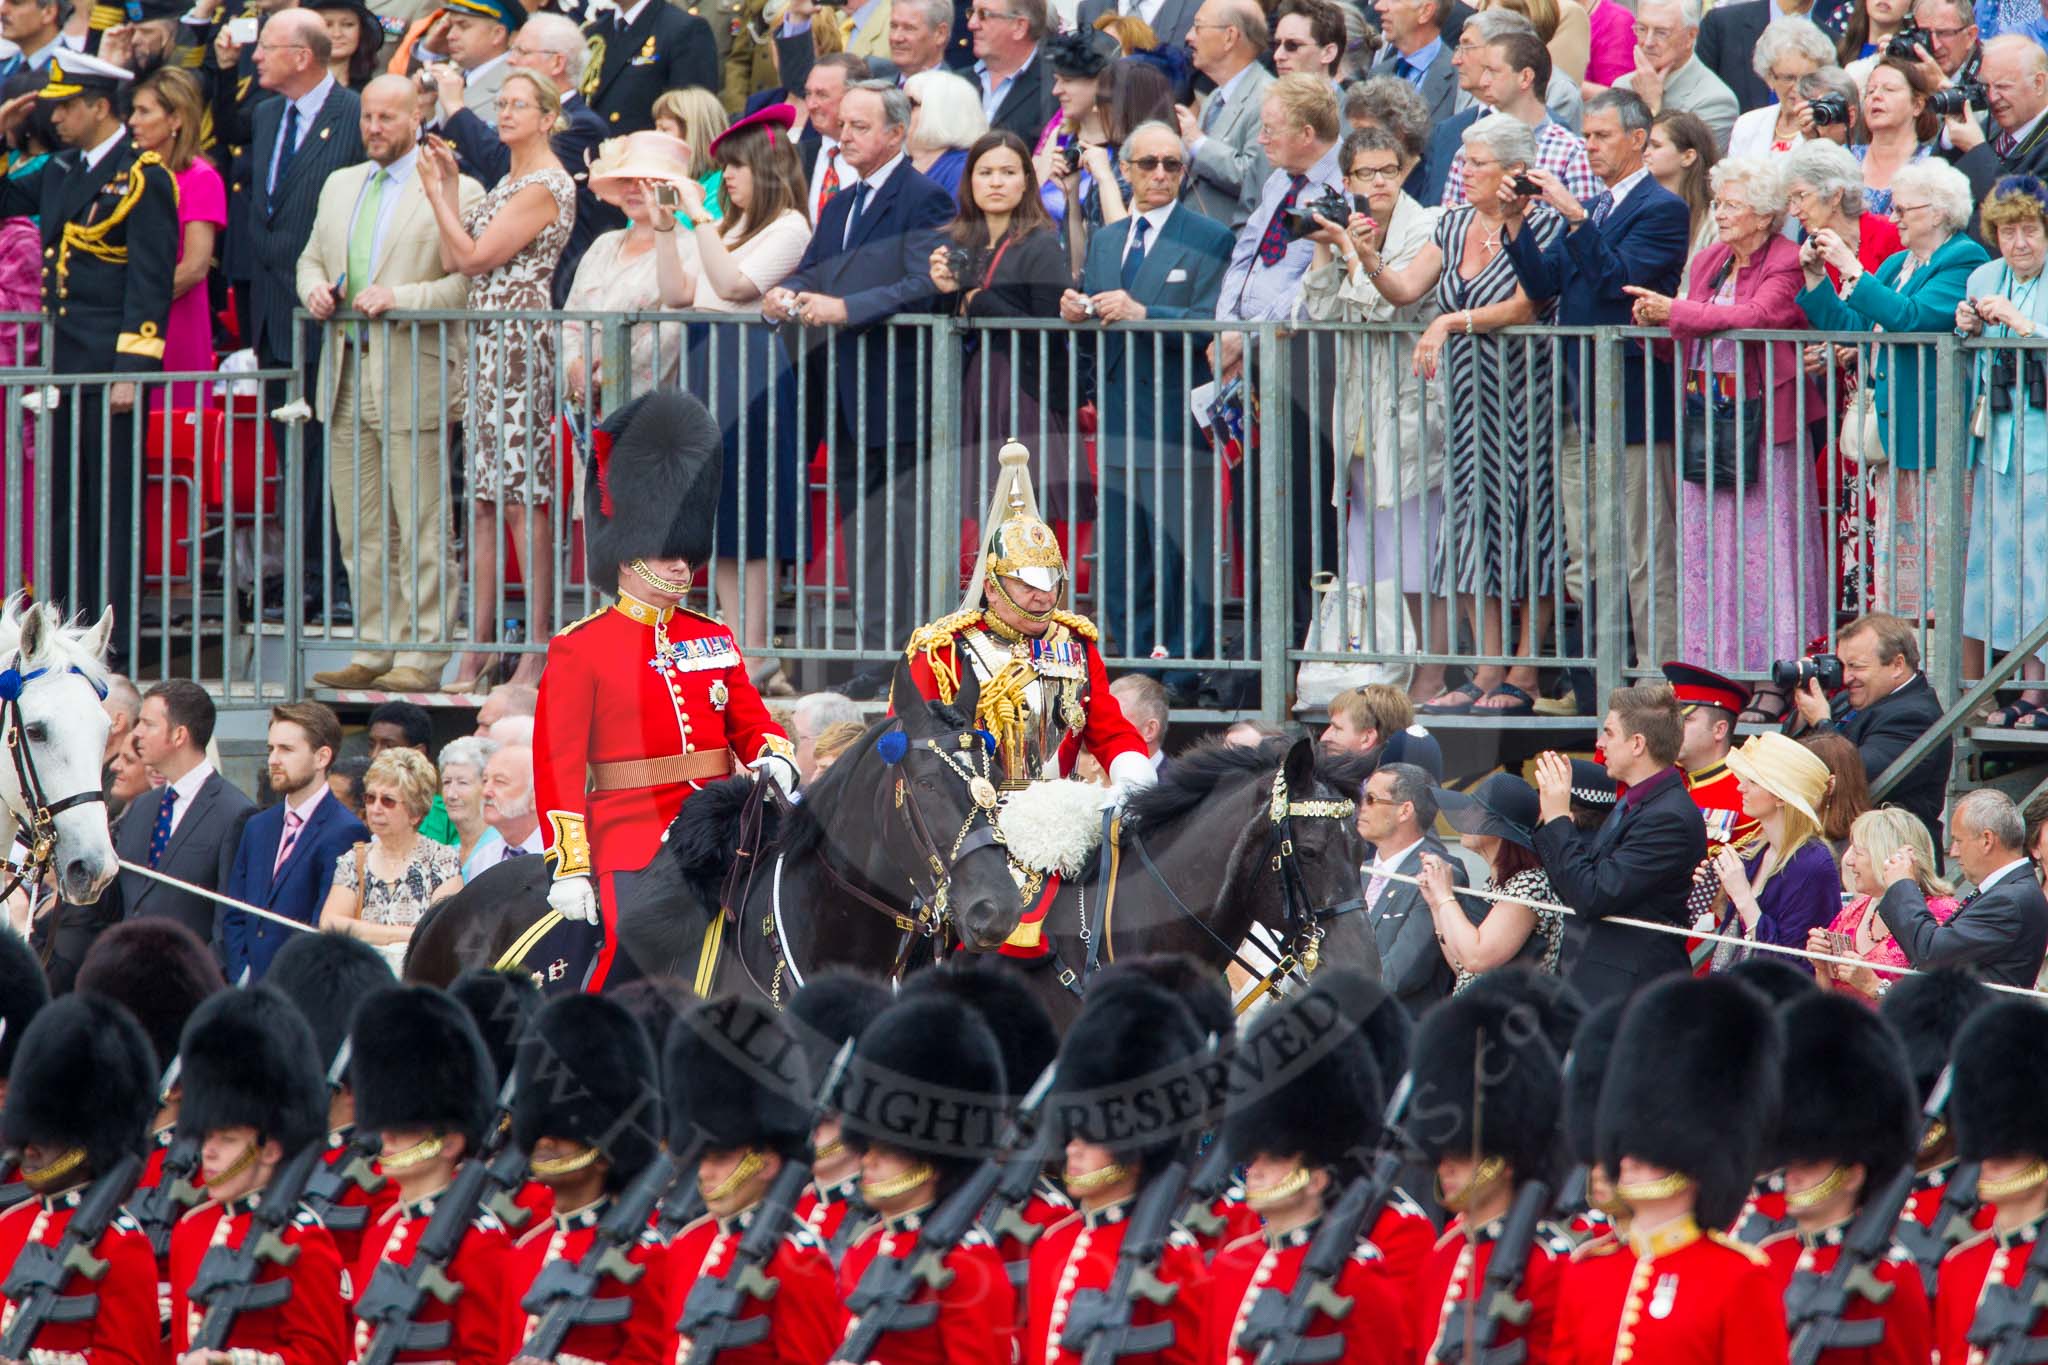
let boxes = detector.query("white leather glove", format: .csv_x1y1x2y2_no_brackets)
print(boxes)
547,873,599,925
749,753,799,797
1107,751,1161,792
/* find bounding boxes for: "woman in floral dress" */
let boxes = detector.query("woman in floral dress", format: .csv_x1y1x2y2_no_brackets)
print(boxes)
419,69,576,692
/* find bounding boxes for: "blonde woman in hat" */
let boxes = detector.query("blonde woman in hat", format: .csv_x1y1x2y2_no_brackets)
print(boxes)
1705,732,1841,970
561,130,695,400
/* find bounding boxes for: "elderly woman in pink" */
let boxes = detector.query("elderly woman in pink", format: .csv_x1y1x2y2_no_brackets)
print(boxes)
1806,806,1960,1001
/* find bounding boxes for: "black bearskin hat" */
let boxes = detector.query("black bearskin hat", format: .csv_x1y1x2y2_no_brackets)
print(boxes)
1408,989,1564,1183
0,928,48,1078
263,931,396,1074
665,996,814,1159
901,959,1058,1101
450,968,541,1090
2,994,158,1176
513,994,662,1189
349,986,496,1152
1880,967,1990,1107
1953,997,2048,1163
1459,967,1587,1062
76,918,223,1078
1728,954,1821,1006
1312,967,1411,1088
1773,991,1915,1183
1223,983,1382,1178
1564,995,1628,1167
178,987,327,1157
1598,976,1784,1230
1089,954,1234,1043
1054,978,1206,1174
583,389,724,586
788,968,891,1086
840,994,1007,1185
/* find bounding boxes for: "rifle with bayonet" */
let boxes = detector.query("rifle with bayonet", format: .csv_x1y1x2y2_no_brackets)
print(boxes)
1178,1137,1236,1241
302,1041,385,1235
1054,1157,1194,1365
1892,1063,1980,1299
515,1146,679,1363
129,1056,205,1259
1965,1197,2048,1364
1427,1178,1555,1365
0,1151,146,1359
184,1139,329,1350
655,1132,710,1242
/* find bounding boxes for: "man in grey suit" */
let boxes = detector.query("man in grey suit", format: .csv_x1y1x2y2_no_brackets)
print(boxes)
1360,762,1467,1016
1175,0,1273,229
115,680,256,963
1078,0,1203,49
1371,0,1465,125
1876,789,2048,989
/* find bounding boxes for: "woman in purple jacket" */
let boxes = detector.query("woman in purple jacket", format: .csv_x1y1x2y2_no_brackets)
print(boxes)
1703,731,1842,969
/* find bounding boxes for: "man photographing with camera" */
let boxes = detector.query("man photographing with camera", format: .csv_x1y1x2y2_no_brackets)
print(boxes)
1789,612,1951,842
1938,33,2048,198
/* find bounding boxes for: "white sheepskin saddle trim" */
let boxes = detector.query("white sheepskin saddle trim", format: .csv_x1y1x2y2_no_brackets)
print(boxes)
997,780,1106,879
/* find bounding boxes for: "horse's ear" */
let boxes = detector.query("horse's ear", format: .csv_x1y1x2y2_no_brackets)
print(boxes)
83,607,114,663
16,603,42,661
891,655,928,735
1283,733,1318,795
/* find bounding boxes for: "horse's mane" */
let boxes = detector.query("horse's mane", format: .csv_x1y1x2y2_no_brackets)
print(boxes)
1124,738,1373,829
0,597,110,687
666,774,775,906
778,697,973,862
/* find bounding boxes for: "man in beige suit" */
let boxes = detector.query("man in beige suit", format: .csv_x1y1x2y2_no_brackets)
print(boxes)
298,74,483,693
841,0,893,59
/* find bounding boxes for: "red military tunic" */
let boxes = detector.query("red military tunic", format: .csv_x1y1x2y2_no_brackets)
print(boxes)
1200,1221,1409,1365
994,1179,1077,1307
316,1130,398,1294
350,1190,520,1365
1936,1215,2048,1365
836,1209,1016,1365
0,1189,160,1365
1185,1189,1263,1263
1551,1214,1791,1365
534,595,794,989
795,1173,866,1263
1023,1202,1210,1365
168,1194,349,1365
1564,1209,1617,1250
1759,1223,1931,1365
506,1197,676,1365
1734,1180,1794,1243
1369,1188,1438,1301
1685,758,1762,973
1414,1211,1573,1365
667,1207,845,1365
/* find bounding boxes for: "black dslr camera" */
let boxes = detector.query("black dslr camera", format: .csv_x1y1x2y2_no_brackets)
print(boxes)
1771,654,1846,691
1885,24,1933,57
1929,81,1987,116
1987,350,2048,412
1285,187,1354,240
1807,93,1852,126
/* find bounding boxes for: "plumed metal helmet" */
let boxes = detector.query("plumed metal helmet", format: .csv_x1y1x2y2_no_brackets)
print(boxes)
1564,995,1629,1168
901,959,1058,1102
1089,954,1234,1043
2,994,158,1176
1597,976,1784,1230
1457,967,1587,1063
1879,967,1991,1108
1772,991,1916,1183
839,994,1007,1183
0,929,49,1079
450,968,542,1091
663,996,814,1159
262,931,396,1075
349,986,497,1152
1053,977,1206,1174
513,994,663,1190
1952,997,2048,1163
1727,954,1821,1006
583,389,724,587
75,918,224,1078
1408,989,1564,1183
178,986,328,1157
787,968,892,1085
1223,984,1383,1178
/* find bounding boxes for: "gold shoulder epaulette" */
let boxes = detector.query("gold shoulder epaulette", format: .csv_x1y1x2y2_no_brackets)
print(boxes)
675,604,734,632
557,605,608,637
904,607,981,658
1050,609,1098,641
1705,1230,1772,1267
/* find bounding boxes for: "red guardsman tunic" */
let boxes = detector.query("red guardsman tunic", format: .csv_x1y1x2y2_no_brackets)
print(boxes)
169,1195,349,1365
0,1189,161,1365
1368,1188,1438,1302
349,1191,520,1365
1200,1222,1410,1365
1936,1216,2048,1365
836,1209,1017,1365
993,1178,1077,1303
1413,1212,1573,1365
506,1198,676,1365
1759,1223,1932,1365
1734,1180,1794,1244
316,1130,398,1294
1685,758,1763,973
1023,1202,1210,1365
666,1207,845,1365
534,594,794,989
1185,1190,1263,1263
1550,1214,1791,1364
795,1173,866,1265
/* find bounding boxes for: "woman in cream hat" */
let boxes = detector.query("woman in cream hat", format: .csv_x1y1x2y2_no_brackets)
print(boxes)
1705,731,1843,970
561,129,698,402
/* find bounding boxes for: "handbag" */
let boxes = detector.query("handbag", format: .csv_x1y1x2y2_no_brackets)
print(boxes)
1679,254,1769,487
1294,572,1417,703
1838,385,1891,466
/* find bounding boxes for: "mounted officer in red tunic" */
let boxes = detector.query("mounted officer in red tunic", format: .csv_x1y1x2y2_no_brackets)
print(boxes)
534,391,799,992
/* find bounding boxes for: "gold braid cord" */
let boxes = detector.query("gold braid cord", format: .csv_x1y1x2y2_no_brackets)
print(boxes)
580,35,605,97
904,607,980,705
977,658,1037,774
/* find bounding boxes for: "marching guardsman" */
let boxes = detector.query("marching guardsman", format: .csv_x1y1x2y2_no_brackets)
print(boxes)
1559,995,1630,1248
262,932,401,1281
834,992,1018,1365
449,969,552,1233
535,390,798,993
167,988,349,1365
1881,969,1994,1237
1407,987,1575,1364
1026,975,1211,1365
347,986,518,1365
1665,661,1761,974
0,994,163,1365
1550,976,1790,1363
897,440,1153,792
504,994,674,1365
1202,980,1408,1365
1936,996,2048,1362
1756,991,1932,1365
1726,957,1823,1247
786,969,890,1262
665,997,846,1364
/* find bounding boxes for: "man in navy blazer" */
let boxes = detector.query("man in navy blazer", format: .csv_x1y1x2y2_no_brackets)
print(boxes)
765,79,954,697
222,702,368,980
1060,124,1233,701
1503,89,1689,667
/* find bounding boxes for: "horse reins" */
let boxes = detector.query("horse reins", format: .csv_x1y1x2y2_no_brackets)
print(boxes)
0,655,109,902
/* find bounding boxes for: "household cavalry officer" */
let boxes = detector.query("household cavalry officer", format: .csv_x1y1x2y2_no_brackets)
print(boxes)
167,987,350,1365
1550,975,1791,1363
897,439,1153,793
534,390,798,993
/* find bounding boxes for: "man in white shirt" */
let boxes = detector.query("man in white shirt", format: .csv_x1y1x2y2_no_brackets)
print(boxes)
803,53,865,223
482,743,547,857
1616,0,1739,151
1359,762,1467,1014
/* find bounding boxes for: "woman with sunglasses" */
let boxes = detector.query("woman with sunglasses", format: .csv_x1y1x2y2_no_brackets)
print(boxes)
319,747,461,960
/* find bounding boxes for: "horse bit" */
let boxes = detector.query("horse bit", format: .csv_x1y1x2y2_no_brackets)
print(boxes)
882,728,1009,940
1262,768,1361,979
0,654,110,902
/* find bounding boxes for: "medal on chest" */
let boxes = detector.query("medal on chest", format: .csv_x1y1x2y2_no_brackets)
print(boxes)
1648,1272,1679,1320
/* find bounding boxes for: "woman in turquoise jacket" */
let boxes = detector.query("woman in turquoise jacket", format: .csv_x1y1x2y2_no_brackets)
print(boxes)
1796,158,1987,622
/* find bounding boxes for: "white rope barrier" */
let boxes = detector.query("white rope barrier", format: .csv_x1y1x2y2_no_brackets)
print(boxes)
115,859,324,935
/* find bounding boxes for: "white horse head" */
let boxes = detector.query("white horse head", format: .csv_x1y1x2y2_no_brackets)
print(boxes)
0,599,117,904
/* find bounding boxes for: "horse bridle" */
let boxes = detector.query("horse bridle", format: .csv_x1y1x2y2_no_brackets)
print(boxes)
1263,768,1363,977
0,655,110,901
881,731,1009,940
